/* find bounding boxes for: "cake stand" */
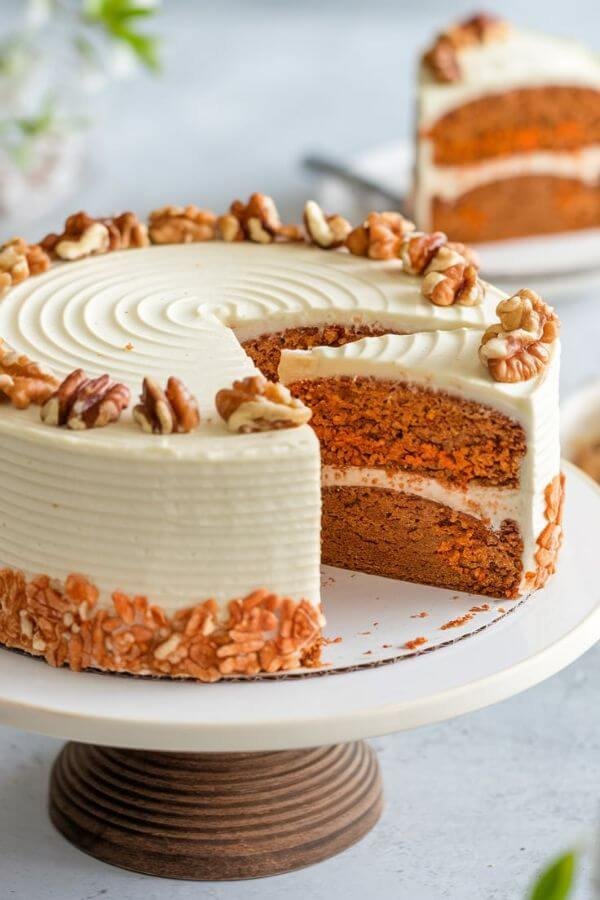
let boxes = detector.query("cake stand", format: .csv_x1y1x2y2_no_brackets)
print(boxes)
0,462,598,881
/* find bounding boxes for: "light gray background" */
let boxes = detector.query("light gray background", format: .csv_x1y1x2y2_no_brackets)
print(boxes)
1,1,599,898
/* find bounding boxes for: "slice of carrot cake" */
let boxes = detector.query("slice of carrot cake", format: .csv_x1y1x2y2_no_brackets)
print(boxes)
414,14,600,242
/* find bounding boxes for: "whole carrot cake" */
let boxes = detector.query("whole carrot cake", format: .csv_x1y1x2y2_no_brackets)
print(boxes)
414,14,600,242
0,198,564,680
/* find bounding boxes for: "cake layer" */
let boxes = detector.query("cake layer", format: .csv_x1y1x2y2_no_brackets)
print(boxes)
430,175,600,243
286,376,526,488
424,88,600,166
322,486,523,599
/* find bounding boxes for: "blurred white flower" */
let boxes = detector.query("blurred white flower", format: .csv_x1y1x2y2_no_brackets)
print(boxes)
25,0,53,30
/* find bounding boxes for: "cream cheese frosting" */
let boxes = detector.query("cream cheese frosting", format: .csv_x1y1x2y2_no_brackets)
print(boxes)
0,242,504,611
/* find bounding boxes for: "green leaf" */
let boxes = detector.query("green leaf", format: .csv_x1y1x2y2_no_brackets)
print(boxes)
82,0,161,72
529,851,577,900
112,26,161,71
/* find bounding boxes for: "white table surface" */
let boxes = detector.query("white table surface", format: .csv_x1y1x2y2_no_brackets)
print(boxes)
1,1,599,898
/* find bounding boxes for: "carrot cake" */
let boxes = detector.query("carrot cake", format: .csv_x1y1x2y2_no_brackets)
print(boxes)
414,14,600,242
0,198,564,680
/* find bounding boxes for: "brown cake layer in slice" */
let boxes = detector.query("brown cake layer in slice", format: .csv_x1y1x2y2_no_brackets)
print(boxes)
287,376,526,488
323,486,524,598
430,175,600,243
242,325,400,382
426,87,600,165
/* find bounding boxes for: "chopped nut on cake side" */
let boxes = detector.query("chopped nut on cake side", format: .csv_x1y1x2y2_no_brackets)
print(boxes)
479,289,560,383
133,375,200,434
41,368,130,429
215,373,312,433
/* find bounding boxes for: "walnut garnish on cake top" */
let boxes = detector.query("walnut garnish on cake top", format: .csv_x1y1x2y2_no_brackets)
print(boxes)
41,368,130,429
216,374,312,433
134,376,200,434
423,13,509,83
0,338,59,409
346,211,414,259
219,193,304,244
398,229,483,306
479,289,560,383
421,245,483,307
41,211,149,260
148,205,217,244
0,237,50,295
303,201,352,249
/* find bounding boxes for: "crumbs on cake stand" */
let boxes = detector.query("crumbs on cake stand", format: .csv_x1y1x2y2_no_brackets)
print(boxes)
403,636,428,650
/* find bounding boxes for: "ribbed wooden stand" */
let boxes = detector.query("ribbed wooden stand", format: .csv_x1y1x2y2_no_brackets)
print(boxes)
49,740,383,880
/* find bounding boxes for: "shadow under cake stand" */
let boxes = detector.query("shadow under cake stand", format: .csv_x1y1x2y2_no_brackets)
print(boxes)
0,462,598,881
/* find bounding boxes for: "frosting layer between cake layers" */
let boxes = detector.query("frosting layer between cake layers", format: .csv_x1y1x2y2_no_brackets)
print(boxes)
279,329,561,587
0,242,504,614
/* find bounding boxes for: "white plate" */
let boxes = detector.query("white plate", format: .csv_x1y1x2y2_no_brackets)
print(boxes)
318,139,600,301
0,461,598,753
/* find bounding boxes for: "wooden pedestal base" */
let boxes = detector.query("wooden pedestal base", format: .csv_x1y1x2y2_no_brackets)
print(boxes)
49,740,383,880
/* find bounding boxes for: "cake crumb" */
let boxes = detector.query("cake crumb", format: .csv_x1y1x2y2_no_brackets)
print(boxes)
403,636,428,650
124,342,134,351
411,611,429,619
440,613,473,630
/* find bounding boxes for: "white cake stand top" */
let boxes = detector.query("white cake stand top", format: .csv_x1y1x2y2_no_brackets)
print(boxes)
0,462,598,752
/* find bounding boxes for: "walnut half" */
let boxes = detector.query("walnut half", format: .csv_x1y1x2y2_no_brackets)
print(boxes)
215,374,311,433
479,289,560,383
41,369,130,429
133,376,200,434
